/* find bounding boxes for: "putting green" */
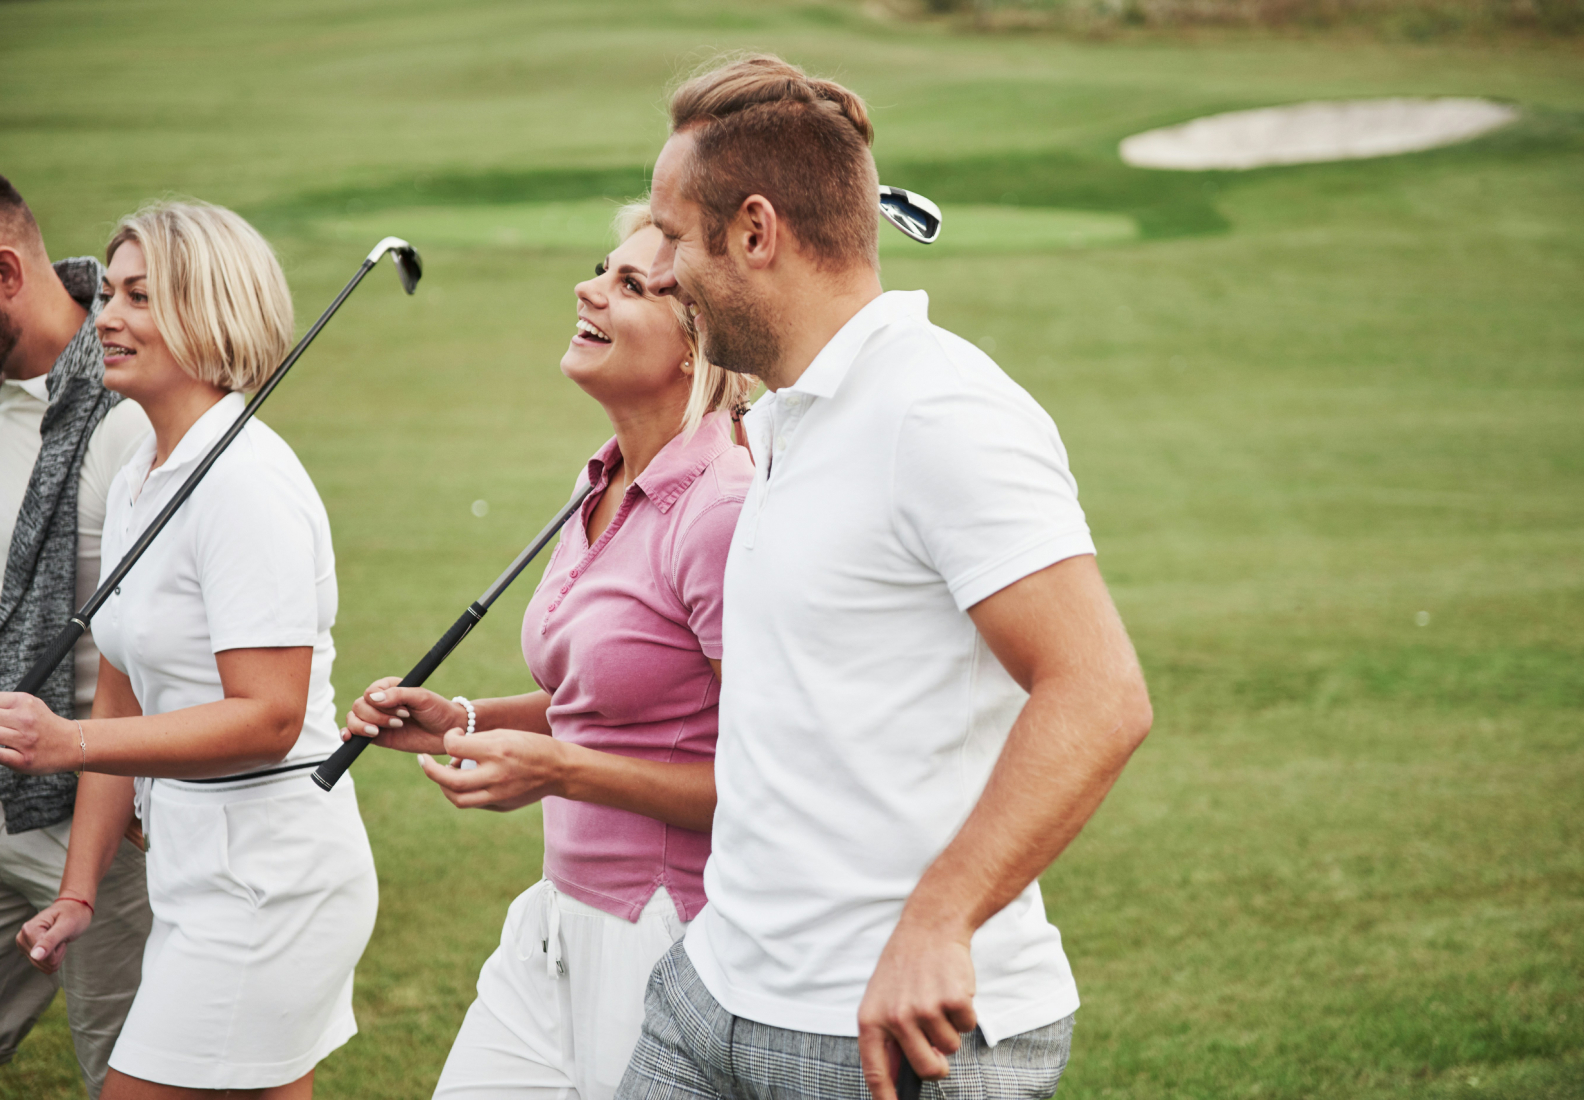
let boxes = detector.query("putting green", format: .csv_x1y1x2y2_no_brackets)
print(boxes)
315,200,1138,256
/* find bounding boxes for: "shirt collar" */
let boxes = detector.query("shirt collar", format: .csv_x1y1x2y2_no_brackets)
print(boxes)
785,290,930,401
584,410,736,515
3,373,53,404
123,391,247,498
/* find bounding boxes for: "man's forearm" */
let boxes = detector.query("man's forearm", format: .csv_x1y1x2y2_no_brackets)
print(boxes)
902,670,1151,938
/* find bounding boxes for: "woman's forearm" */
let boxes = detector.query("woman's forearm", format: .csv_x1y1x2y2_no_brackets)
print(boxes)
83,697,301,778
80,647,310,778
474,691,552,736
58,774,136,904
559,750,715,832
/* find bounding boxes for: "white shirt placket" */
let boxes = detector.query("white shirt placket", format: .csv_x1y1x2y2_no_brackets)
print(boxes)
741,393,814,550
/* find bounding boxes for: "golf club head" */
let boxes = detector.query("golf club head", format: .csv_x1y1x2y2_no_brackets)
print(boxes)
879,186,942,245
366,236,423,295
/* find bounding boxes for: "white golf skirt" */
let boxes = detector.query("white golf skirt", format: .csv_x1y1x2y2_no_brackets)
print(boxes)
434,879,688,1100
108,770,378,1090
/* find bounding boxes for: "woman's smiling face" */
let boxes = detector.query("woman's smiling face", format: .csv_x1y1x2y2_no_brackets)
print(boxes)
96,241,190,401
561,226,691,408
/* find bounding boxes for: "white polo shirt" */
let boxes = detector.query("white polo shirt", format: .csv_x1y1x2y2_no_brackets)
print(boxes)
94,392,342,770
686,290,1096,1044
0,375,150,718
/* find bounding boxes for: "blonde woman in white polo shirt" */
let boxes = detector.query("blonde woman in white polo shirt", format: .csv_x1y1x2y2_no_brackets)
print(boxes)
0,201,377,1100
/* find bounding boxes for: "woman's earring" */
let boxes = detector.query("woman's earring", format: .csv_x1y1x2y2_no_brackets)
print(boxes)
681,359,693,375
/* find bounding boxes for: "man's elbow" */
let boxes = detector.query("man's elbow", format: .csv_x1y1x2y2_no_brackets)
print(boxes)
1110,677,1153,756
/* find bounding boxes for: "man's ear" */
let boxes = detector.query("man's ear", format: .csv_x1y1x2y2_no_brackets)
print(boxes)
732,195,780,271
0,246,26,302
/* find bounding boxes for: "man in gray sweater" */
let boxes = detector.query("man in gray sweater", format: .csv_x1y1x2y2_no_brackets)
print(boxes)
0,175,151,1098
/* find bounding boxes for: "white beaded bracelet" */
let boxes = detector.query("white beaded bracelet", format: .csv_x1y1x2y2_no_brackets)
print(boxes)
451,696,479,770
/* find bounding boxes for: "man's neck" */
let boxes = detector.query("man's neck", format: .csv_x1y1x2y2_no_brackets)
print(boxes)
1,266,88,383
760,268,883,393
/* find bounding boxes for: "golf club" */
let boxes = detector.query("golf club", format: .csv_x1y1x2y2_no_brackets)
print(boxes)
312,482,596,791
879,186,943,245
315,190,939,793
9,238,423,711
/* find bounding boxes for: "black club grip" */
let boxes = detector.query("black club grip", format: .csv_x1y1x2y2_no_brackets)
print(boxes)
896,1063,923,1100
12,620,87,696
312,604,483,791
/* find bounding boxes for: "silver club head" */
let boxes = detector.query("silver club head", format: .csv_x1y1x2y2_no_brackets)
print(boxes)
879,186,942,245
366,236,423,295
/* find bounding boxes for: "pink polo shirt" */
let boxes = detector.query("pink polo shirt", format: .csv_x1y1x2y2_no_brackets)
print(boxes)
523,411,752,922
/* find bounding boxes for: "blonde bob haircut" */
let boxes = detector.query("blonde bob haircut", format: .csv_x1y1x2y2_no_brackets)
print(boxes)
612,200,756,441
106,201,293,394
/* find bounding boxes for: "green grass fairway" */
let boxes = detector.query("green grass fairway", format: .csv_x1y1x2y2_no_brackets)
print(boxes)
3,3,1581,1098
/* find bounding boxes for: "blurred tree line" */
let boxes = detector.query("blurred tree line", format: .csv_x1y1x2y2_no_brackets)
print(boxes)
901,0,1583,37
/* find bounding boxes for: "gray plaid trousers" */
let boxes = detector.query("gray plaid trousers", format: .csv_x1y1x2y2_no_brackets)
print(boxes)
616,941,1073,1100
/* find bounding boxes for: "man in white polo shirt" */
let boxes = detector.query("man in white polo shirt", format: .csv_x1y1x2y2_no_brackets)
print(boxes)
618,57,1153,1100
0,176,152,1099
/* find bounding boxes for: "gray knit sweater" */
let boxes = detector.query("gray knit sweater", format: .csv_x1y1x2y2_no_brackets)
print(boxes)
0,258,122,834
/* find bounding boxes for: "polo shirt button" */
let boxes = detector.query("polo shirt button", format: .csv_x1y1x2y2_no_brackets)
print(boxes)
571,569,580,578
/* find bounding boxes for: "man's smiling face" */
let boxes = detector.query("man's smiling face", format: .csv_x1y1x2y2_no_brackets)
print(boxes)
647,131,781,379
646,133,704,315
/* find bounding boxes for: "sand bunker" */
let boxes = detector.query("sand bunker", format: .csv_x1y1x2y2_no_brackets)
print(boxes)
1119,98,1519,171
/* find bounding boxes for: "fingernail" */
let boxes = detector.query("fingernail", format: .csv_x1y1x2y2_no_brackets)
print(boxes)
371,691,386,702
31,946,45,959
389,718,403,727
397,708,410,718
364,724,379,735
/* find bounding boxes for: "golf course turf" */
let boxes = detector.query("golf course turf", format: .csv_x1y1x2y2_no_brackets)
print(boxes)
2,2,1580,1097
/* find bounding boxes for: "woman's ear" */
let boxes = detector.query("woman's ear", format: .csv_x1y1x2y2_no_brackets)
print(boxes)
680,357,694,376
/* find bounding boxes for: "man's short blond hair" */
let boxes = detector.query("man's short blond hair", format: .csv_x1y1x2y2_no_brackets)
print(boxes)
107,201,292,393
613,201,756,439
668,54,879,271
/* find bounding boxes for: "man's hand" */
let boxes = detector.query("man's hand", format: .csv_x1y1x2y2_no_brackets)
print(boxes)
418,727,567,812
857,914,977,1099
854,556,1152,1098
17,898,93,974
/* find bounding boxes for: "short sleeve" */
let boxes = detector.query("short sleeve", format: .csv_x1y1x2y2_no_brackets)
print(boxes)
193,461,320,653
670,496,745,660
895,387,1094,611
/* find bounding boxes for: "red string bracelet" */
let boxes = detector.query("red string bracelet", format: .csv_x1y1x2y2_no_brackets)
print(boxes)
55,895,94,916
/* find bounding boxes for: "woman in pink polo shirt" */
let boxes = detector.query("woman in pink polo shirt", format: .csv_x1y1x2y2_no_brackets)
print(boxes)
343,202,754,1100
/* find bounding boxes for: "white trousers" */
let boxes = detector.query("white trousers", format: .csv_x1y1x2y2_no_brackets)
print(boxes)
434,880,687,1100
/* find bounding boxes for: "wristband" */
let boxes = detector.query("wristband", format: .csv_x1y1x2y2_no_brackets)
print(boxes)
56,894,94,917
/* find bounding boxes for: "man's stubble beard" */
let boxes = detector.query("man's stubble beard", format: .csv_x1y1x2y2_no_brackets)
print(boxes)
0,307,20,379
690,261,782,383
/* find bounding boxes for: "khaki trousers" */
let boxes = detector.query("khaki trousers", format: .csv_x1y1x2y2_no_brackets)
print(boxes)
0,815,151,1100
